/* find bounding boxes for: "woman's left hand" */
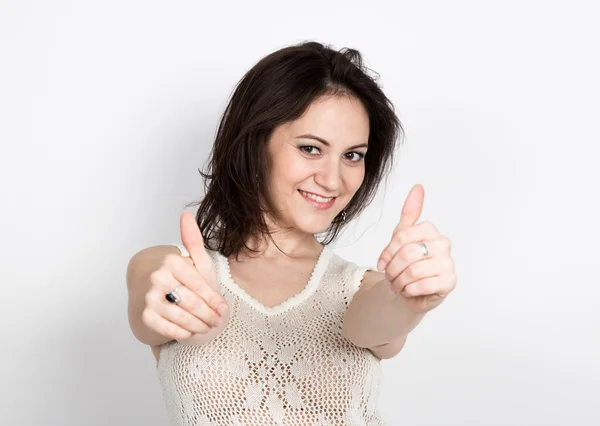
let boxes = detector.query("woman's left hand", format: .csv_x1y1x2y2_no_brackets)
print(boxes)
376,184,457,314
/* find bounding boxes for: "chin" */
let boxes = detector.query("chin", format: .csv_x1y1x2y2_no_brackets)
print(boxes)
293,215,336,235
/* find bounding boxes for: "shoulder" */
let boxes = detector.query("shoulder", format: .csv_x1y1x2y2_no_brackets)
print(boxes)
326,250,383,293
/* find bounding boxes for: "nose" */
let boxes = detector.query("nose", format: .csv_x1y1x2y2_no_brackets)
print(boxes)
314,157,342,194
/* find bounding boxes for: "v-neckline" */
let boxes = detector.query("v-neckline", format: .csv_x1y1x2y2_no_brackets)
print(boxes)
214,246,333,316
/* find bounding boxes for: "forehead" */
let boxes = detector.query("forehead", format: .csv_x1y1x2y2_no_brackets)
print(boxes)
285,95,370,146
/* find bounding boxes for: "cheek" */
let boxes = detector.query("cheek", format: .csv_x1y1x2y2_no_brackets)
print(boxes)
345,166,366,193
274,155,313,187
268,153,310,197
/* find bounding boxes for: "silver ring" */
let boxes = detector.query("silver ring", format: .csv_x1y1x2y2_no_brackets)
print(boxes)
418,242,429,258
165,285,181,304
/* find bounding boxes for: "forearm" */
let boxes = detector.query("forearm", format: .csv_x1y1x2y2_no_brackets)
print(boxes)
342,278,426,348
126,245,180,346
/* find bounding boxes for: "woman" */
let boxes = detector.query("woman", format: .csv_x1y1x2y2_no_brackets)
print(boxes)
126,41,457,426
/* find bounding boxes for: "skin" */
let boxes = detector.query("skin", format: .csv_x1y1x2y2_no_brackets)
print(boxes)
260,93,369,249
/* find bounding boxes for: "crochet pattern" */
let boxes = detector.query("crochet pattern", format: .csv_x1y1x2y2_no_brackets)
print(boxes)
157,247,383,425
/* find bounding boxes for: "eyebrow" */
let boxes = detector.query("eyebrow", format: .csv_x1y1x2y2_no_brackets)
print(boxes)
295,133,368,150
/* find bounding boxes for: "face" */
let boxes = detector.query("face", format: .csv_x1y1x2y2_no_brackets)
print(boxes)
265,94,369,235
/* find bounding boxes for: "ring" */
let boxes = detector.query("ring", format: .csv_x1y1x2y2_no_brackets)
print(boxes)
165,285,181,304
418,242,429,258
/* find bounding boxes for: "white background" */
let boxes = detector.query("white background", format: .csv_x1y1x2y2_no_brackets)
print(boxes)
1,1,599,425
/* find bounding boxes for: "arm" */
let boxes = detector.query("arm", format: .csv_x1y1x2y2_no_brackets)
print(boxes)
343,270,426,359
126,245,181,346
368,335,408,360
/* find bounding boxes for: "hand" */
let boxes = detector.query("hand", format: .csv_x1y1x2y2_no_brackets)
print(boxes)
141,211,228,341
377,184,456,314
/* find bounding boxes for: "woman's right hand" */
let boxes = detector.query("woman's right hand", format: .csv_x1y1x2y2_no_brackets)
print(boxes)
141,211,228,341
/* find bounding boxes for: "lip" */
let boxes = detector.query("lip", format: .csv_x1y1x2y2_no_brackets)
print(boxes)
299,189,338,198
298,189,336,210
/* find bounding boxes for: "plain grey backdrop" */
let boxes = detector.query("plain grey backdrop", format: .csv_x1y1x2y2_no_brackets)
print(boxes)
1,0,599,425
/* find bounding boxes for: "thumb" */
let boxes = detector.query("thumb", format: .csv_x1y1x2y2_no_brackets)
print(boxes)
376,184,425,271
180,211,216,283
395,184,425,231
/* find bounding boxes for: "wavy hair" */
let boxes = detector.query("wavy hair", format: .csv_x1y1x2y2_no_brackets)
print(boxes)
187,41,404,257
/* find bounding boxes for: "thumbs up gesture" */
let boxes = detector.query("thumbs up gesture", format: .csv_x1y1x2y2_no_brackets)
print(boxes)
376,184,456,314
142,211,228,341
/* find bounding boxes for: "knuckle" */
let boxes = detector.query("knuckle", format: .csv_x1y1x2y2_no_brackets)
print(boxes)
397,244,412,261
149,269,167,286
407,263,420,279
144,289,161,306
194,321,211,334
207,310,221,326
168,325,188,341
143,291,153,306
179,330,193,340
195,303,219,326
405,284,418,296
173,309,187,325
393,232,408,245
164,324,179,339
163,253,181,267
423,220,437,232
445,237,452,250
207,292,224,310
190,275,206,291
391,277,404,293
141,309,154,328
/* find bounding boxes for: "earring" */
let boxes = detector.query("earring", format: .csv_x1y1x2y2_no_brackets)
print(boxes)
340,210,346,222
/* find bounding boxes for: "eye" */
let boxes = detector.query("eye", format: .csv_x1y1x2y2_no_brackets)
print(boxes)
298,145,321,156
344,152,365,162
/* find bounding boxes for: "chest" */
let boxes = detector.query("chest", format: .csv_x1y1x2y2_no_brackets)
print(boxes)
227,256,317,309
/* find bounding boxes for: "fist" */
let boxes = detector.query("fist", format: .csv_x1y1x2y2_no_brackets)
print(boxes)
141,211,228,341
378,184,456,314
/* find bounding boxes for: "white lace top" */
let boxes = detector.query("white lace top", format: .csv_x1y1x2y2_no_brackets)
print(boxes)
156,246,384,426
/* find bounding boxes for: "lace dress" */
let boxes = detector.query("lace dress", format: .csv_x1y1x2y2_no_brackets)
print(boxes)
156,246,384,425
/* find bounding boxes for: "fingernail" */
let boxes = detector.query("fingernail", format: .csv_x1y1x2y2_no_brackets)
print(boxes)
377,259,385,271
217,303,227,315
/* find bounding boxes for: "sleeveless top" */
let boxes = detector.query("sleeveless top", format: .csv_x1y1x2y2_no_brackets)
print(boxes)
156,246,384,426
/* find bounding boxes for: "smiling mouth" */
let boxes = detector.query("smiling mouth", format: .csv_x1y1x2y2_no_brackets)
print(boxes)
298,190,336,203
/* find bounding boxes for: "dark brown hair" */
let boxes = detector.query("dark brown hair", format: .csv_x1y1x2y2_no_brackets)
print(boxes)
188,41,404,257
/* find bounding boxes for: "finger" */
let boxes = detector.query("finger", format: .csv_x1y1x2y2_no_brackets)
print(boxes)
401,276,447,298
165,283,222,328
155,301,214,335
383,238,437,282
390,258,440,294
141,310,193,341
180,211,217,287
395,184,425,232
147,275,218,334
165,253,227,314
378,221,434,271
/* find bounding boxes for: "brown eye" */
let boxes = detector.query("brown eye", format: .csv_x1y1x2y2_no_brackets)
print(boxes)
299,146,321,156
345,152,365,162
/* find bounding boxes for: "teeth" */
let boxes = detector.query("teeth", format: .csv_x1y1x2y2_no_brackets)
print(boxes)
300,190,333,203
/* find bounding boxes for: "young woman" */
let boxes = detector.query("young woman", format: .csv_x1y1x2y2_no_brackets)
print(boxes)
126,41,457,426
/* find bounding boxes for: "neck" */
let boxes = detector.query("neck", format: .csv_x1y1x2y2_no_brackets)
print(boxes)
240,217,323,260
